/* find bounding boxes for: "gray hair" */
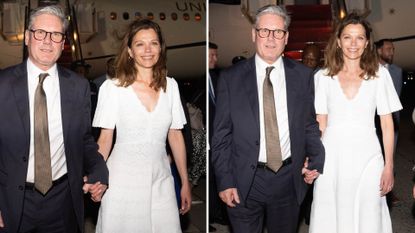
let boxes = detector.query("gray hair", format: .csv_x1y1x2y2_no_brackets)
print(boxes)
28,5,68,32
255,5,291,30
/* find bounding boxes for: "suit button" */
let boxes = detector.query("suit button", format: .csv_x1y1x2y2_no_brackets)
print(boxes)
22,157,27,162
18,185,24,191
255,141,259,146
250,165,255,170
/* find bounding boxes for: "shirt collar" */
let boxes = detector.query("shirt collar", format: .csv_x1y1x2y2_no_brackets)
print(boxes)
255,54,283,75
27,58,58,79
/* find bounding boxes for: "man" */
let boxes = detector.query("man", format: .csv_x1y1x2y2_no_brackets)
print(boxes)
375,38,403,206
208,42,226,232
211,5,325,233
93,57,115,90
375,39,403,140
0,5,108,233
301,43,321,71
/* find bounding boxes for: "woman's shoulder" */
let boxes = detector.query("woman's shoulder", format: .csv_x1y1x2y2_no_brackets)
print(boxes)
99,78,125,94
376,65,389,78
102,78,123,88
166,76,179,90
314,68,333,84
315,68,331,78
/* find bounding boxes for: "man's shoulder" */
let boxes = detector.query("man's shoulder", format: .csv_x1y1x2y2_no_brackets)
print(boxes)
0,62,26,84
390,63,403,73
57,65,89,84
282,57,311,72
220,57,254,77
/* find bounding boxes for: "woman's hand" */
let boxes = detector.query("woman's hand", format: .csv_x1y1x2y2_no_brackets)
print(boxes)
380,165,394,196
179,181,192,215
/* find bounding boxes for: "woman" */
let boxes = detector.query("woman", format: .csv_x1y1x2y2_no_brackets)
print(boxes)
93,19,191,232
309,13,401,233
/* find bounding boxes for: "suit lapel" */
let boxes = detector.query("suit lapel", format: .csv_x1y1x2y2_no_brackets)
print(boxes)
242,57,260,131
58,66,77,143
11,63,30,141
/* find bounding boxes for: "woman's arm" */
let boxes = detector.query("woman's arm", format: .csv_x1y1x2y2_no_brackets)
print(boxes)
379,114,394,196
316,114,327,136
168,129,191,214
96,128,114,161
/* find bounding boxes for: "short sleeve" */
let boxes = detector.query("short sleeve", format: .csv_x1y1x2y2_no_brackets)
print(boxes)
92,79,118,129
376,66,403,115
314,69,329,114
168,77,187,129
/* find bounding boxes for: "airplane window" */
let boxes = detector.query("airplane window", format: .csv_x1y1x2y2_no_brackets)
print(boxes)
135,12,142,20
171,13,178,21
183,13,190,21
159,13,166,21
195,13,202,21
123,12,129,20
147,12,154,20
110,12,117,20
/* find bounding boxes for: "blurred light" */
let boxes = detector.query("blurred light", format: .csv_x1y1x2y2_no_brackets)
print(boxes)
147,12,154,20
340,10,346,19
110,12,117,20
160,13,166,20
195,13,202,21
183,13,190,21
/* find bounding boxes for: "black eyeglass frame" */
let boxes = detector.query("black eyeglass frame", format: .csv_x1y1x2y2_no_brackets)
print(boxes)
29,29,66,43
255,28,287,40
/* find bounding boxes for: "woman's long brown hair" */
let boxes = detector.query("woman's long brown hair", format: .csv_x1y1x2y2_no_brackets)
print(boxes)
115,19,167,91
324,12,379,79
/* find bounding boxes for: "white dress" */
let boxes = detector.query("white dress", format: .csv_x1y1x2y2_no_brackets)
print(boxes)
93,77,186,233
309,67,402,233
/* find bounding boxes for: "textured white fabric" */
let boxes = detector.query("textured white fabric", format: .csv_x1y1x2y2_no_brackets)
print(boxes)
309,66,402,233
93,77,186,233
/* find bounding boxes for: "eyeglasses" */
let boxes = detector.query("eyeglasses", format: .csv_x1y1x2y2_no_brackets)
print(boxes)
255,28,287,40
29,29,65,43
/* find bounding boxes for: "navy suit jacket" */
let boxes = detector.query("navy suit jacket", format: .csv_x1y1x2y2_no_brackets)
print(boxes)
0,61,108,233
388,64,403,127
211,56,325,205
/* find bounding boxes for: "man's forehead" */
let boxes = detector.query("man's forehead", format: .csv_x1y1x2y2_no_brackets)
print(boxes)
257,14,284,25
32,14,63,28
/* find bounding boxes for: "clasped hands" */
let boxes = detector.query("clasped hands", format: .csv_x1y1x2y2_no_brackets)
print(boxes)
82,176,108,202
302,157,320,184
219,157,320,208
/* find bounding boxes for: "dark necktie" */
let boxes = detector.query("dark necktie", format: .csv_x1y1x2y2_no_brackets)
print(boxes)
34,73,52,194
263,66,283,172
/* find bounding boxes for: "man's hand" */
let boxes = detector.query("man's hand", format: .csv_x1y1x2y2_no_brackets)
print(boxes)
83,176,108,202
219,188,240,207
0,211,4,228
302,168,320,184
302,157,320,184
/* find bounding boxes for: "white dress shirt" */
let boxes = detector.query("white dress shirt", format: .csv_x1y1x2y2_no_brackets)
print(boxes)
26,59,67,182
255,54,291,162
